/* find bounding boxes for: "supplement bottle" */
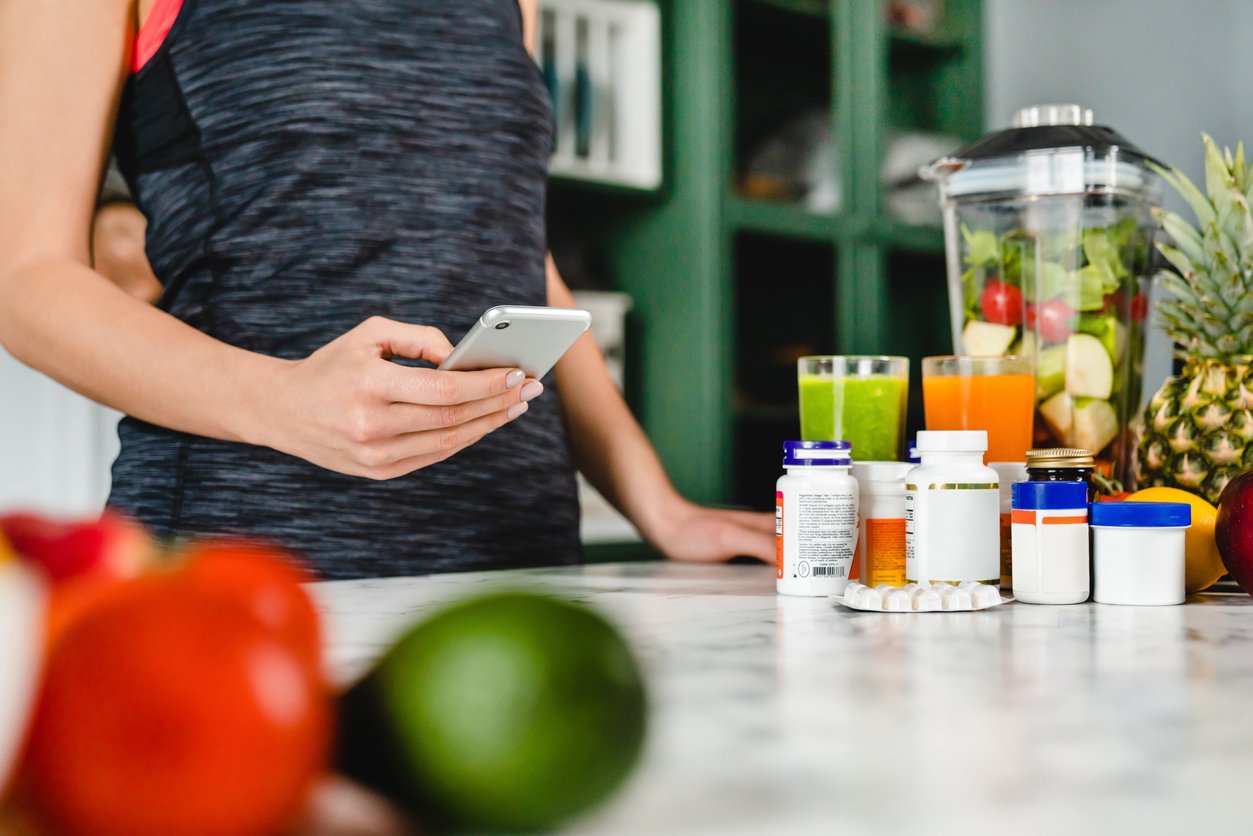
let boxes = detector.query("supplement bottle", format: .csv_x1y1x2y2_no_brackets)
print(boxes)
1011,481,1089,604
1025,448,1096,502
776,441,859,597
851,461,914,587
905,430,999,585
989,462,1028,587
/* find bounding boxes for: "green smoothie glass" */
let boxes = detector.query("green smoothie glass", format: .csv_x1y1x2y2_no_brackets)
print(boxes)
798,356,909,461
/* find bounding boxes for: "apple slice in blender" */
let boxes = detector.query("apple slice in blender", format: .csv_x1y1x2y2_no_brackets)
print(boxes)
1072,398,1119,454
1040,391,1074,442
1035,344,1068,400
1065,333,1113,399
962,320,1016,356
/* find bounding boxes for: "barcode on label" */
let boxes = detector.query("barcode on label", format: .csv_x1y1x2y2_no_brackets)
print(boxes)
812,566,845,578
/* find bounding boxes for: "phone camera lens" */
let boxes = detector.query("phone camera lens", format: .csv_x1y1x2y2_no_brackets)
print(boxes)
494,321,510,330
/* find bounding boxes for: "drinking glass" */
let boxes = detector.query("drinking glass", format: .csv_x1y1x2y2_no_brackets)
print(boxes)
922,355,1035,463
797,356,909,461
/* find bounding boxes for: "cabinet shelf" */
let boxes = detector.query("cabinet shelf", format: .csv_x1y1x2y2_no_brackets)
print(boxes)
888,27,965,61
726,196,835,243
743,0,828,19
873,219,945,254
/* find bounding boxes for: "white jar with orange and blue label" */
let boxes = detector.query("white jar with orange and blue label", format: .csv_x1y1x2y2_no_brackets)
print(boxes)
776,441,859,597
1011,480,1089,604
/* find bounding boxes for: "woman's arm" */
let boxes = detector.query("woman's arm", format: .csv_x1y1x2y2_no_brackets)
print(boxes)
547,258,774,562
0,0,540,481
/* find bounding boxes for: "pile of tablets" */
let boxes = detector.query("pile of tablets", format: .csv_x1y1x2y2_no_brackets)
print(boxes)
837,581,1008,612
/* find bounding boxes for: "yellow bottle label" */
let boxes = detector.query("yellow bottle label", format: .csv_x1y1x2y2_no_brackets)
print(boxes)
863,517,907,587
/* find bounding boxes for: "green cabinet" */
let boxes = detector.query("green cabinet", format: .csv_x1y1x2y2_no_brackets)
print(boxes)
549,0,983,518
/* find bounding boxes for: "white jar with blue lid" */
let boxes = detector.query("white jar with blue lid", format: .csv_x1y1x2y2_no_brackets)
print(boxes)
1090,502,1191,606
776,441,859,597
1011,481,1089,604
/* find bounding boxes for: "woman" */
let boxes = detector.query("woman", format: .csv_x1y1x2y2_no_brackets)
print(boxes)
0,0,773,578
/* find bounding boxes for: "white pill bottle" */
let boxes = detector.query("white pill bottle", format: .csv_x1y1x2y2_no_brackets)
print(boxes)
776,441,859,597
905,430,1000,585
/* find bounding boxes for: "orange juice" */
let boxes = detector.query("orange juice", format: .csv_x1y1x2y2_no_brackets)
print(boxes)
923,373,1035,463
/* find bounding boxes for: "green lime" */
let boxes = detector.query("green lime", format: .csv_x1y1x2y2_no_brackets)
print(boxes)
337,591,647,832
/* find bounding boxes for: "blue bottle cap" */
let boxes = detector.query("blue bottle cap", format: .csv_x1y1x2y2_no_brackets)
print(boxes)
1011,481,1088,511
783,440,852,467
1089,501,1191,528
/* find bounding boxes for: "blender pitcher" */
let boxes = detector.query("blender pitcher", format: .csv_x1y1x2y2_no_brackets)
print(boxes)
922,104,1163,487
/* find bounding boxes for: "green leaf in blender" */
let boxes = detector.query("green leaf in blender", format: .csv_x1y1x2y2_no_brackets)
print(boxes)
961,224,1001,268
1083,228,1130,281
1022,259,1071,302
1065,333,1114,400
1035,344,1068,400
1077,264,1116,311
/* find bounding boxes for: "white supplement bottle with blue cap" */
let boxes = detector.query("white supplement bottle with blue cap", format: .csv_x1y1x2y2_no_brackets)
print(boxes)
776,441,859,597
905,430,1000,585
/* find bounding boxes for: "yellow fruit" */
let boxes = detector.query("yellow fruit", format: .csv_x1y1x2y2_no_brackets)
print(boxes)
1128,487,1225,592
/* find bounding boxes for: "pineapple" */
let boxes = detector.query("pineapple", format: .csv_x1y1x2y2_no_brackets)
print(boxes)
1137,135,1253,504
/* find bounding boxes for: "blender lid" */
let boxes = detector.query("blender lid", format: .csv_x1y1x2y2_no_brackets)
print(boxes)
923,104,1163,196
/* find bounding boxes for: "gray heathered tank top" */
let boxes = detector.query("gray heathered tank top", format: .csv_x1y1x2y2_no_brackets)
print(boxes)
107,0,583,578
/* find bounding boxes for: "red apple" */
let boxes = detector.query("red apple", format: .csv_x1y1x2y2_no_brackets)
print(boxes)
0,512,155,646
0,512,151,584
1215,469,1253,595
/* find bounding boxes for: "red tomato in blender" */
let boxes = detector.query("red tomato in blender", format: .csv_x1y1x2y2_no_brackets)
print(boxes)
978,280,1023,327
1026,299,1076,343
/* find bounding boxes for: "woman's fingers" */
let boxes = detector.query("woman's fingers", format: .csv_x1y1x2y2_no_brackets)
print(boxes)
358,380,544,441
358,316,455,365
374,362,526,407
356,401,529,477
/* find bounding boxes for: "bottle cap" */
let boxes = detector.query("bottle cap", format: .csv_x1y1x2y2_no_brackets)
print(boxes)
1089,501,1191,528
915,430,988,454
783,440,852,467
851,461,914,482
1012,480,1089,511
1026,448,1095,469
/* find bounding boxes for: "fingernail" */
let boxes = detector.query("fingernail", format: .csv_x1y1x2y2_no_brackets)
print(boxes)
506,401,529,420
506,370,525,388
520,381,544,402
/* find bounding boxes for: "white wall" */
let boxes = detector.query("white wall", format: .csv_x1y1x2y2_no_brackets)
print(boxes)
0,350,118,516
986,0,1253,394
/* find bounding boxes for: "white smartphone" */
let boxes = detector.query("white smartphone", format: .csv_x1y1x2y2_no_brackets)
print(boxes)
438,305,592,379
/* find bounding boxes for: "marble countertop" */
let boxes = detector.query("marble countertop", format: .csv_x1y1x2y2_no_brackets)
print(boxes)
314,562,1253,835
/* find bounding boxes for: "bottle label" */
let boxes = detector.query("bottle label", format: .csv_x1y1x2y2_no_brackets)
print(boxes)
779,490,857,588
906,484,999,584
775,491,784,580
863,517,907,586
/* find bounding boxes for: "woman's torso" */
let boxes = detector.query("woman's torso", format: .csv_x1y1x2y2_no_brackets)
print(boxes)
107,0,582,578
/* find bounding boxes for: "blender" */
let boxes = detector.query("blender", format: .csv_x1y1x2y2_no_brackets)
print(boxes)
922,104,1163,487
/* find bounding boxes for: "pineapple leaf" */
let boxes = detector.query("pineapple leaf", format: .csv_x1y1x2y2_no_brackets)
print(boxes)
1235,143,1248,193
1152,159,1217,228
1204,134,1235,200
1156,242,1196,280
1155,209,1206,266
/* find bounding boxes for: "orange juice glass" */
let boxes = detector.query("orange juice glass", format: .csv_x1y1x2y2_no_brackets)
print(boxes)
922,356,1035,463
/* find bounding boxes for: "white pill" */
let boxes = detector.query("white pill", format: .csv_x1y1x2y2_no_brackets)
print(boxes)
903,583,920,595
853,588,883,610
942,587,973,610
972,585,1002,609
883,589,912,611
959,581,982,593
874,584,896,596
913,589,942,611
842,582,865,601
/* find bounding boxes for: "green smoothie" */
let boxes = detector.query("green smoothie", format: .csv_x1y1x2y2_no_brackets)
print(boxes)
798,374,908,460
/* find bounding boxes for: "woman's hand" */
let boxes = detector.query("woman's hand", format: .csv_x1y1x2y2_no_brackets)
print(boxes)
258,316,543,480
648,500,775,564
